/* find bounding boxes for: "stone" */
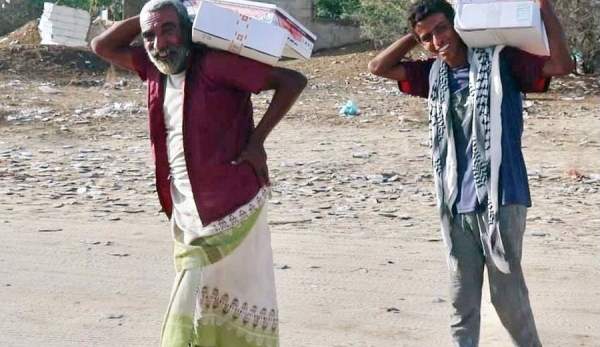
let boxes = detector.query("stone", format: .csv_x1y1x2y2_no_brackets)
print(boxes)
353,152,372,159
531,231,549,237
378,212,399,218
38,228,62,232
80,239,101,245
270,218,312,225
108,252,130,257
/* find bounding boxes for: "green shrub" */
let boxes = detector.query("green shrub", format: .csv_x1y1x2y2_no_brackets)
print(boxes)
554,0,600,73
315,0,360,19
352,0,410,48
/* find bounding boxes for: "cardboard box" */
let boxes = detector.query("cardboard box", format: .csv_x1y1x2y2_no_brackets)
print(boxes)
39,19,89,40
39,13,91,28
38,2,90,47
40,37,88,47
192,1,288,65
206,0,316,60
454,1,549,56
43,2,90,21
190,0,316,64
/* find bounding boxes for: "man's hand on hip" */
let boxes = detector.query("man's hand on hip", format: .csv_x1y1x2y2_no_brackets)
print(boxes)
232,141,270,186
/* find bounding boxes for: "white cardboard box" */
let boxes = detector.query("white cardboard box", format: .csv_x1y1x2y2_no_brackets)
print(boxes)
39,20,89,40
454,0,549,56
43,2,90,21
40,36,88,47
39,2,90,47
192,1,288,65
40,13,91,27
190,0,316,64
39,27,88,41
206,0,316,60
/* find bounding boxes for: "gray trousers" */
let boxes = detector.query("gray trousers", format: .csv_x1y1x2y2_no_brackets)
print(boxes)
448,205,542,347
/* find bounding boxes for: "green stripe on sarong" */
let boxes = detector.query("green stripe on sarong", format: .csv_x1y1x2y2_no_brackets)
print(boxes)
173,205,263,272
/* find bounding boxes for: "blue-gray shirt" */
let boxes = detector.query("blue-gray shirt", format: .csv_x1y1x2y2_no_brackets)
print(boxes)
398,47,550,213
448,66,478,213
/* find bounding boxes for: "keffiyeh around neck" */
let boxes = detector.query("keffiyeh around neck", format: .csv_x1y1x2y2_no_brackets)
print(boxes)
428,46,510,273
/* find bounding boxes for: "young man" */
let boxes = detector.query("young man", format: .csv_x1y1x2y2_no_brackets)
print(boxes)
369,0,571,346
91,1,307,346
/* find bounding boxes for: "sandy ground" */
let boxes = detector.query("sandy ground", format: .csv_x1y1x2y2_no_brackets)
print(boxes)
0,48,599,347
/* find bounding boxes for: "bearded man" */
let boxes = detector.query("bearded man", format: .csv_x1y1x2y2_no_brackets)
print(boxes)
91,1,307,346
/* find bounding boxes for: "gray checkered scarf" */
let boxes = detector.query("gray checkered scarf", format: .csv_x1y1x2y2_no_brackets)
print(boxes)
428,46,511,273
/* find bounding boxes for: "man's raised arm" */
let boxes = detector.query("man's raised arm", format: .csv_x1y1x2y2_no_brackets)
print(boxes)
368,34,419,81
90,15,143,72
537,0,573,77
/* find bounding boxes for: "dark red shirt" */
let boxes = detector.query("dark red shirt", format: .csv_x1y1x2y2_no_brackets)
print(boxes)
131,47,272,225
398,47,550,98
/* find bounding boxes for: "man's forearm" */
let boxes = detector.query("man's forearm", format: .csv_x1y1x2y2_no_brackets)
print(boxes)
368,34,417,80
251,69,307,145
540,3,572,75
91,16,141,59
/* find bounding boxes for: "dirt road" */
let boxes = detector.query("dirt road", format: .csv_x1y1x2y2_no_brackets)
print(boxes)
0,48,599,346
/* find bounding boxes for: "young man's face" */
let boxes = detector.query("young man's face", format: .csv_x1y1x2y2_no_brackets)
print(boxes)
141,7,189,75
414,12,465,67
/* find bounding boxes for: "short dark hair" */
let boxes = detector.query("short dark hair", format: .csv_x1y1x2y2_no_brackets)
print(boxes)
407,0,455,29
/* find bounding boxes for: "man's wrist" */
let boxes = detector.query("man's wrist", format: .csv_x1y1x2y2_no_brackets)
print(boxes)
249,134,266,147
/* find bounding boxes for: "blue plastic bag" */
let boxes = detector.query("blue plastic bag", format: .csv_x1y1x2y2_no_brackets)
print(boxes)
339,100,360,117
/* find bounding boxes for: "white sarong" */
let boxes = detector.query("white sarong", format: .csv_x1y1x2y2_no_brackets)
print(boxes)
160,199,278,347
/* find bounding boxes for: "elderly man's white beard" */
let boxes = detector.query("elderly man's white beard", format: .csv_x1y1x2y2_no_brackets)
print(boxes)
148,45,189,75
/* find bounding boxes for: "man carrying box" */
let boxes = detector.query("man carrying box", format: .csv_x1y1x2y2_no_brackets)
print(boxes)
368,0,571,346
91,0,307,346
